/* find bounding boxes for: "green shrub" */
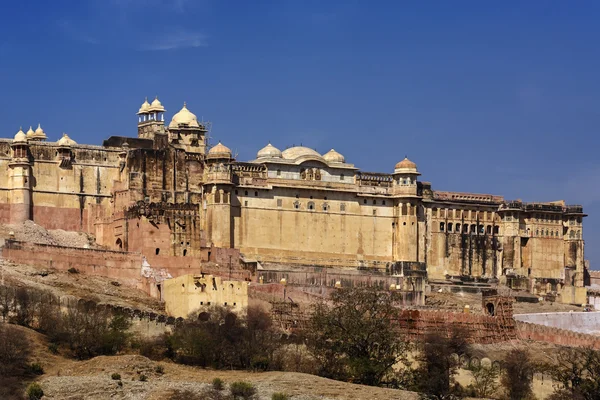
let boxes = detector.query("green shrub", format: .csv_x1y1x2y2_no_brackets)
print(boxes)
48,343,58,354
111,372,121,380
155,365,165,374
28,363,44,375
230,381,257,399
26,382,44,400
272,393,290,400
212,377,224,391
139,374,148,382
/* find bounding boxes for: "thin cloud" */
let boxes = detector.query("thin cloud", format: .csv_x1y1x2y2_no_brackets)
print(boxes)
140,30,207,51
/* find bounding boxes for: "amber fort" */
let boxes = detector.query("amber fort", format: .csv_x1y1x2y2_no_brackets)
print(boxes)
0,97,588,305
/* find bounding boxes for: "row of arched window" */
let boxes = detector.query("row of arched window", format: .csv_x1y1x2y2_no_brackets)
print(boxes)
536,229,560,237
439,222,499,235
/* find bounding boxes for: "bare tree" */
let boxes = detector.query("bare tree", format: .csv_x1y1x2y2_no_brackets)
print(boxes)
0,323,30,376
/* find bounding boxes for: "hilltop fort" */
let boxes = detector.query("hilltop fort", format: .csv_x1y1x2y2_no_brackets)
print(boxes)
0,97,587,305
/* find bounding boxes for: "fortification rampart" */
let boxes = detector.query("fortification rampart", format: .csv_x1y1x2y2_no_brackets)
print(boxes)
395,309,516,343
2,240,146,288
1,240,251,296
515,320,600,349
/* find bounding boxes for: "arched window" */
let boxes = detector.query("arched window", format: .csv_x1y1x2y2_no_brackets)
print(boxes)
308,201,315,210
546,229,549,236
536,229,539,236
115,238,123,249
340,203,346,212
294,201,300,210
155,248,160,255
577,230,581,239
478,225,484,234
455,223,461,233
340,174,345,181
486,225,492,234
493,226,499,235
276,169,281,176
322,203,329,212
447,223,453,232
470,224,476,234
570,230,574,238
440,222,445,232
464,224,469,233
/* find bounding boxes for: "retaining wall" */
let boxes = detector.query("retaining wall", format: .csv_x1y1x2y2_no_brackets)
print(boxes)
514,312,600,335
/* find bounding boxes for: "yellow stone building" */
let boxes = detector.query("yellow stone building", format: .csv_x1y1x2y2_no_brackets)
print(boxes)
163,274,249,318
0,98,588,303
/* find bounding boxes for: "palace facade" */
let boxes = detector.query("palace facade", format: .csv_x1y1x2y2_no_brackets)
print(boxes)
0,98,587,302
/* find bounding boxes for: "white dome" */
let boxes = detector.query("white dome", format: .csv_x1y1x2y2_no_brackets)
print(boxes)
57,133,77,147
13,128,27,144
148,96,165,112
137,98,150,114
207,142,232,159
323,149,345,163
257,143,282,159
281,146,323,160
31,123,47,140
169,102,200,129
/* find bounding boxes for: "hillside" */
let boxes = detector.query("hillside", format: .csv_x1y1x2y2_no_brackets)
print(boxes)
5,324,419,400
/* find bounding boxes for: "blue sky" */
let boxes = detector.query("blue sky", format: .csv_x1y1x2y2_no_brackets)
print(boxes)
1,1,599,267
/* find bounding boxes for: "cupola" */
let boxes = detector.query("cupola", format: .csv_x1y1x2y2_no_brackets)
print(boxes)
30,124,47,141
323,148,345,163
394,156,419,175
256,143,282,159
169,102,201,129
207,142,232,160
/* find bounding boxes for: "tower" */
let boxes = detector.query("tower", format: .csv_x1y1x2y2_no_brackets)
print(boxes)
9,128,32,223
393,157,422,262
137,97,167,142
167,102,208,155
204,142,234,248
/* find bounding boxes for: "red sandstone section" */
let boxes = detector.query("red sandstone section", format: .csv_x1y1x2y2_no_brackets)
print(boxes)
32,206,90,232
395,309,516,343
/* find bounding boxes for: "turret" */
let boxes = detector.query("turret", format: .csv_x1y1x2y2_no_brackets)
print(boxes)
137,97,167,142
167,102,208,154
9,128,32,223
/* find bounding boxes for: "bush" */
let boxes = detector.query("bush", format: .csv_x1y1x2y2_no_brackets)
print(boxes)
48,343,58,354
67,267,79,274
28,362,44,375
26,382,44,400
230,381,257,399
132,335,170,360
111,372,121,380
212,377,224,390
139,374,148,382
272,393,290,400
0,323,30,375
155,365,165,374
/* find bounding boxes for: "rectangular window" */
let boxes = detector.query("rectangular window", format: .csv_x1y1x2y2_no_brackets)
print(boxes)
277,199,282,208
